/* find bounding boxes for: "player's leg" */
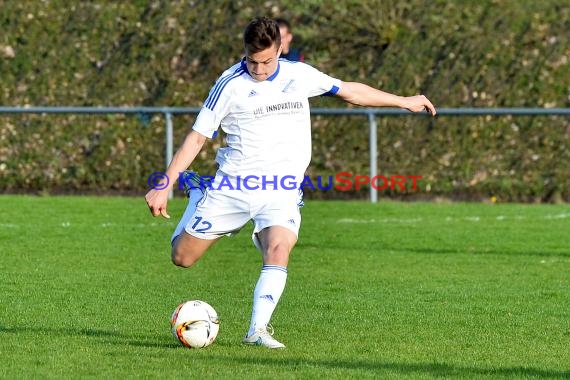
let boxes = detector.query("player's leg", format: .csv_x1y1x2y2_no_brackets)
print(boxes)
243,227,297,348
171,231,219,268
170,170,205,246
170,171,213,267
243,192,301,349
257,225,297,266
171,171,250,268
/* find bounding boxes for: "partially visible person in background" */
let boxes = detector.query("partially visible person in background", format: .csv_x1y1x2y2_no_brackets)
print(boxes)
275,18,304,62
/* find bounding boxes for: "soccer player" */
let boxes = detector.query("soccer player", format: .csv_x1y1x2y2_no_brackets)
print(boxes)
145,16,436,349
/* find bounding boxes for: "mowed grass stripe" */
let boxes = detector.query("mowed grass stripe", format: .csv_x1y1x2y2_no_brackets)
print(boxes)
0,196,568,379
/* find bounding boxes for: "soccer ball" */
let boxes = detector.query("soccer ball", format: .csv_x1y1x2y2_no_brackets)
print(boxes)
170,300,220,349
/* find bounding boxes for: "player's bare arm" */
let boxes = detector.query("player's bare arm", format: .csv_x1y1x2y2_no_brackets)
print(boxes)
337,81,437,116
145,130,207,218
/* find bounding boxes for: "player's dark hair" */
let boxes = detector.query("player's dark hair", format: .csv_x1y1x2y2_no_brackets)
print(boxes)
244,17,281,53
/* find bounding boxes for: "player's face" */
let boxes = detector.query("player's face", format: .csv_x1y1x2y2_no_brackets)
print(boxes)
245,44,281,82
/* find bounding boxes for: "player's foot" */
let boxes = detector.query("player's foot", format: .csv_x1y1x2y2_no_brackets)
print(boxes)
180,170,205,198
242,325,285,349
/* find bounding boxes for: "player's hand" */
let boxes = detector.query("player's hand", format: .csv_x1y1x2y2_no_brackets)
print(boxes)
145,189,171,219
402,95,437,116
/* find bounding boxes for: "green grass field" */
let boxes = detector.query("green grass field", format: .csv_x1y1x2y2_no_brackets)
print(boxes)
1,195,569,379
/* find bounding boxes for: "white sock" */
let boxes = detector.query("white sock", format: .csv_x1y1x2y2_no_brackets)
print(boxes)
247,265,288,337
171,188,203,245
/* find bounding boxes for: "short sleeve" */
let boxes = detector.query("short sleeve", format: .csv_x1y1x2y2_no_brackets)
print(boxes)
300,63,342,98
192,107,220,139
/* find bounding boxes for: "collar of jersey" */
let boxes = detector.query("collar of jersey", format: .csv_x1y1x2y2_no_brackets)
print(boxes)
241,58,280,82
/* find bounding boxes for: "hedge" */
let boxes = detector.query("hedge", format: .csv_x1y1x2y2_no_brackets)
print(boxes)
1,0,568,201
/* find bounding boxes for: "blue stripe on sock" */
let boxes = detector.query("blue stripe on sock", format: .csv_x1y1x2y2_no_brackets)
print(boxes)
262,265,288,273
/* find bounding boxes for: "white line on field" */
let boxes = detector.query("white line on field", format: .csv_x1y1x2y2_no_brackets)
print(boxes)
337,217,423,224
0,223,19,228
544,213,570,220
337,218,376,224
337,213,570,224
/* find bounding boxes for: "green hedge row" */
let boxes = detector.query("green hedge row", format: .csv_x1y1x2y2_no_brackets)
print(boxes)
1,1,568,201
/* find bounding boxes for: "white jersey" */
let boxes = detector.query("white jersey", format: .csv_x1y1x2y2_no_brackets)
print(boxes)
192,58,341,185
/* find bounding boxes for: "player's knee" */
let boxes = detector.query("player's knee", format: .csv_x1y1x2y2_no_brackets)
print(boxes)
264,241,291,262
171,246,197,268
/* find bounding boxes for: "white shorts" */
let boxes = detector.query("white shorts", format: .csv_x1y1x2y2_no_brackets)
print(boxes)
184,173,303,241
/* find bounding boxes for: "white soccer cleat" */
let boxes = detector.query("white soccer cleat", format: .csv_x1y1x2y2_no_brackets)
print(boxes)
242,325,285,349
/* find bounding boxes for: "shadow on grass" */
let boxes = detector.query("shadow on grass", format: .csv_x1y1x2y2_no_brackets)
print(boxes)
0,325,179,349
3,325,567,378
381,245,570,258
0,324,240,350
219,355,569,379
298,240,570,258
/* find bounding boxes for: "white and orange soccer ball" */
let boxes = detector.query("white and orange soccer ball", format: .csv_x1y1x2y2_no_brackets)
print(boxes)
170,300,220,349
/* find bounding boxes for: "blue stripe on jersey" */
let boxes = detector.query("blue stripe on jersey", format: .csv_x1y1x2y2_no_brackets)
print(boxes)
266,62,280,81
323,84,340,96
204,67,245,110
204,69,243,110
